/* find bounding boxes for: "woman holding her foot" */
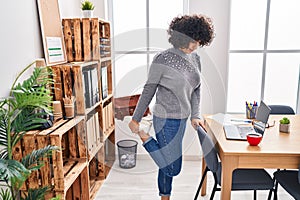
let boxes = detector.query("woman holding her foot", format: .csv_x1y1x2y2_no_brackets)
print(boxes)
128,14,214,200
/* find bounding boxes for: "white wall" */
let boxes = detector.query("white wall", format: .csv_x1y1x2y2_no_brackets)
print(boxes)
0,0,43,97
189,0,230,115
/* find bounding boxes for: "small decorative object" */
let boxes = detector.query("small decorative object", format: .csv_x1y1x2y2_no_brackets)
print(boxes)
53,100,63,121
247,133,263,146
81,0,95,18
279,117,290,133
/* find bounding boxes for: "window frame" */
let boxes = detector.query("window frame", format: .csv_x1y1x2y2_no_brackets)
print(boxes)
107,0,189,71
227,0,300,113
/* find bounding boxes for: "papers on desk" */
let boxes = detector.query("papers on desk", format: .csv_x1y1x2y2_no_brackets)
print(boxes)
206,113,252,125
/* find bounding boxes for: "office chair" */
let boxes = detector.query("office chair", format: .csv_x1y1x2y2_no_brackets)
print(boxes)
194,126,275,200
268,105,295,199
268,105,295,115
273,167,300,200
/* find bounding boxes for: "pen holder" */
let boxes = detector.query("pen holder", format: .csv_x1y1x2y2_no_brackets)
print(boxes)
246,105,257,119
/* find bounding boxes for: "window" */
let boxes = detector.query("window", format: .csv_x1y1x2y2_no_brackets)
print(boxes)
109,0,187,97
227,0,300,113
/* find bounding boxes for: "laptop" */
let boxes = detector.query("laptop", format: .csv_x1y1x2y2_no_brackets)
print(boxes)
223,101,271,140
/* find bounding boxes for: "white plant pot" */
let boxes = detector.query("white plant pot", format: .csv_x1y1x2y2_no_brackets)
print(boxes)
279,123,290,133
82,10,93,18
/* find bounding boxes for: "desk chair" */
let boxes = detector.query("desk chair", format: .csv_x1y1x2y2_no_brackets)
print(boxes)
194,126,275,200
273,167,300,200
268,104,295,196
268,105,295,115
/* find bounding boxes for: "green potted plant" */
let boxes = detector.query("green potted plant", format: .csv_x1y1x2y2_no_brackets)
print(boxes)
81,0,95,18
279,117,290,133
0,61,59,200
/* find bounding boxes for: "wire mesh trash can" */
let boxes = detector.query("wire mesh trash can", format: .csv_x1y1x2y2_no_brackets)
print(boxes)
117,139,138,169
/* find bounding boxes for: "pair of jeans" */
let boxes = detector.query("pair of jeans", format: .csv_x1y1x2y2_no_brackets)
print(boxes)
143,115,187,196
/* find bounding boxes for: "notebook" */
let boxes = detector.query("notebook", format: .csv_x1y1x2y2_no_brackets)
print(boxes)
223,101,271,140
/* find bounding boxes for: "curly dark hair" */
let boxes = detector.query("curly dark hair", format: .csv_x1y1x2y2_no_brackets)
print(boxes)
168,14,215,49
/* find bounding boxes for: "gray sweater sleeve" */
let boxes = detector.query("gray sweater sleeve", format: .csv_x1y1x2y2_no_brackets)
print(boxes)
132,62,162,122
191,54,202,119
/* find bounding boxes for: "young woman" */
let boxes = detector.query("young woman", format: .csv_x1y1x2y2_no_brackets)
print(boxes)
128,14,215,200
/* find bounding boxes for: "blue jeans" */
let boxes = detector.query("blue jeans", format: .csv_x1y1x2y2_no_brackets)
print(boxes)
143,115,187,196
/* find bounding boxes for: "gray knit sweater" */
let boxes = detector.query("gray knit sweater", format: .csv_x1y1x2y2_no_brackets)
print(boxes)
132,48,201,122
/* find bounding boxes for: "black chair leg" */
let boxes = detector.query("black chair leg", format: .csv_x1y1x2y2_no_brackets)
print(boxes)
273,181,278,200
194,167,209,200
209,173,218,200
253,190,257,200
273,169,280,200
267,189,272,200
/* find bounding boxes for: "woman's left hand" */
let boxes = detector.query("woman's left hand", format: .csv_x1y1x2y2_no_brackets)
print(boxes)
191,118,206,131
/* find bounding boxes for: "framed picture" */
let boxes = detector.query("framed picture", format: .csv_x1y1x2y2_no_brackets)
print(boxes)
37,0,67,65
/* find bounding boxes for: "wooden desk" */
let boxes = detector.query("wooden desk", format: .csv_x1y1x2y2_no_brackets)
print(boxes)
201,114,300,200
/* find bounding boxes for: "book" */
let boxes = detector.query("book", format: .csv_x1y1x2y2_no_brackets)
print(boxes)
83,69,92,108
90,68,99,105
101,66,108,99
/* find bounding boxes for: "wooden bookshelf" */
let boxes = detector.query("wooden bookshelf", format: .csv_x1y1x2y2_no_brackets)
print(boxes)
13,117,89,200
61,18,115,200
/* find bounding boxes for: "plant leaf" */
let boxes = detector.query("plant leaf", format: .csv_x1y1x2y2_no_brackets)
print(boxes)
13,67,53,92
12,67,53,116
0,108,9,148
0,149,8,160
0,188,13,200
21,145,59,170
81,0,94,10
11,108,50,134
21,186,50,200
0,159,30,183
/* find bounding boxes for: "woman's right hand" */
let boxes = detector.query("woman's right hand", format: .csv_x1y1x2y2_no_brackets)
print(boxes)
129,119,140,134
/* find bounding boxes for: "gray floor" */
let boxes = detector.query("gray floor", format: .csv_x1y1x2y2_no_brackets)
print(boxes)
95,159,293,200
